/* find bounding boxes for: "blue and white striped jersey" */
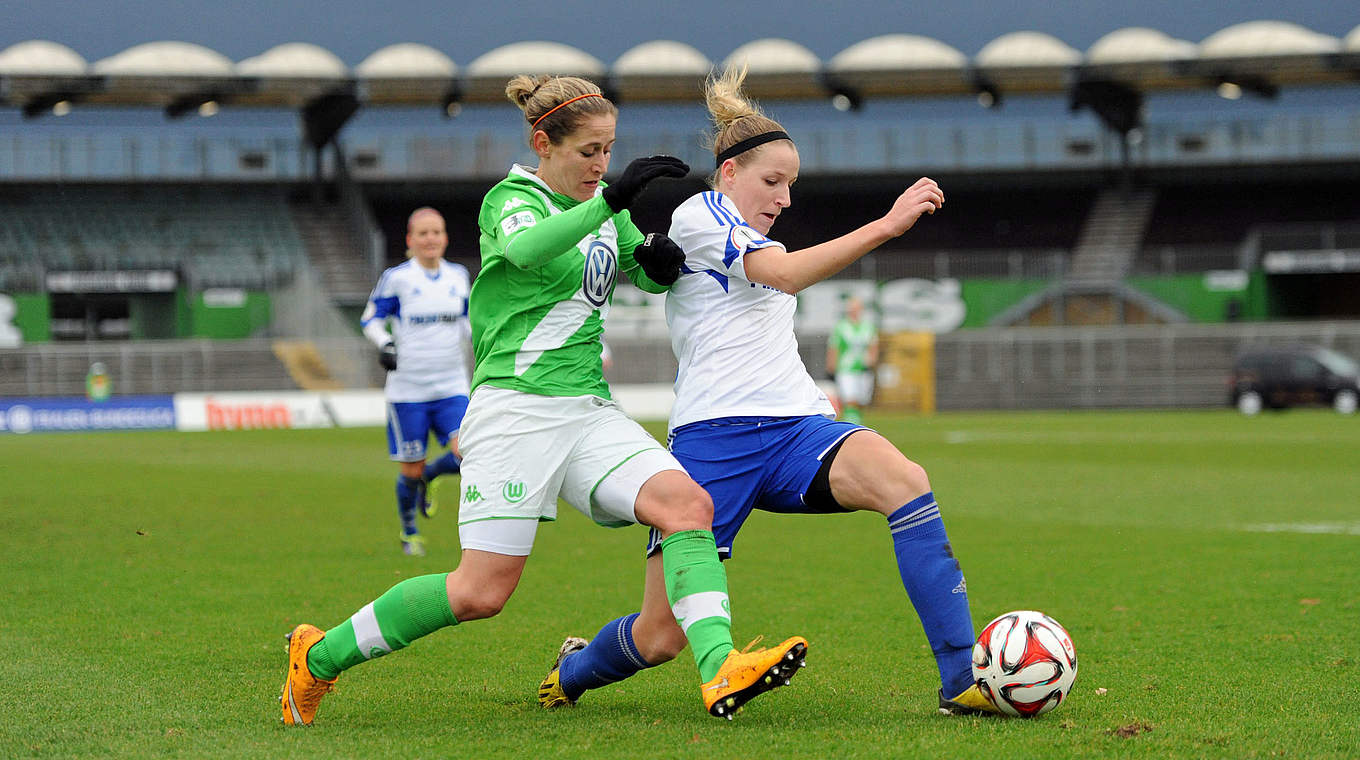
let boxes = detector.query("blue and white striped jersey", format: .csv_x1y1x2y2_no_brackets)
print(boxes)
361,259,472,403
665,191,833,432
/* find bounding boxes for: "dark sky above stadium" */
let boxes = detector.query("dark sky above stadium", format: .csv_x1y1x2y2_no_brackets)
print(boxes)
4,0,1355,65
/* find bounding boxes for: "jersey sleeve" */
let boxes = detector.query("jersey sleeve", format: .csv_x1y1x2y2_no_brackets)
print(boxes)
671,202,784,284
451,263,472,317
363,268,400,320
479,185,616,269
360,268,399,346
477,185,553,264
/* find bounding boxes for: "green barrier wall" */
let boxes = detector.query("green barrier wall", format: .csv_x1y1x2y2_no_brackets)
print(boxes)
1126,272,1268,322
0,290,271,342
957,279,1051,327
187,291,272,338
954,273,1271,327
7,293,51,342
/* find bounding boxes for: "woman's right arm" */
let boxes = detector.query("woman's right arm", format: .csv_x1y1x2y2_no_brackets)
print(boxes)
500,195,616,269
360,274,396,347
743,177,943,294
495,156,688,269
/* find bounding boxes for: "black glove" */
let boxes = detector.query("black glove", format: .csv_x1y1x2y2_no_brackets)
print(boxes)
602,156,689,213
634,233,686,286
379,342,397,371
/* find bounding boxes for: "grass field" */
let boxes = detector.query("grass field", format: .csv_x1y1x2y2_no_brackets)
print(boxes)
2,409,1358,758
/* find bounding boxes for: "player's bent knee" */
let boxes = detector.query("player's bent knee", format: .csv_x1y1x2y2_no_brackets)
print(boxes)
668,486,713,533
897,457,931,495
446,573,515,621
450,590,508,622
632,617,688,664
645,480,713,535
864,432,931,494
639,628,688,664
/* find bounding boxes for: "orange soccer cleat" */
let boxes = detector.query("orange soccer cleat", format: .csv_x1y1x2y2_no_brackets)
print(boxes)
701,636,808,719
280,624,337,726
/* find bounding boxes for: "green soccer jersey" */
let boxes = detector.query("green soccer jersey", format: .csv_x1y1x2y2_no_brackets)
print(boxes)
470,164,667,398
832,318,877,373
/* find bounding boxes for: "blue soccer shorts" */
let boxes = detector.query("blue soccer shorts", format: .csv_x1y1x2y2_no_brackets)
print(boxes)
647,415,866,559
386,394,469,462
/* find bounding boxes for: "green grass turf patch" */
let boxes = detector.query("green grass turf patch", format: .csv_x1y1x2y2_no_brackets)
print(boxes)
1,409,1357,758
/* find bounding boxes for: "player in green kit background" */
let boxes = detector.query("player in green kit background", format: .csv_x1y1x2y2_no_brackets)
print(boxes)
279,74,806,726
827,296,879,424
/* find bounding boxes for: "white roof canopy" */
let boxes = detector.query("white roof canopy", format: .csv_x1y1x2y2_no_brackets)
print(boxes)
93,41,234,77
0,40,87,75
0,20,1354,115
237,43,348,78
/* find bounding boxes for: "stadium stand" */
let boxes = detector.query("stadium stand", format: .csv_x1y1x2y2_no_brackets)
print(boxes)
3,21,1359,407
289,200,375,306
1136,181,1360,273
0,184,305,290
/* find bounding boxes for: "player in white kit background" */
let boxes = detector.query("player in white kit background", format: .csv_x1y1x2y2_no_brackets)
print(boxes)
360,207,472,557
545,65,1002,716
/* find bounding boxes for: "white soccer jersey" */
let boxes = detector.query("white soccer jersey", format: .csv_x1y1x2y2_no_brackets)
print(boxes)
361,259,473,403
666,191,834,431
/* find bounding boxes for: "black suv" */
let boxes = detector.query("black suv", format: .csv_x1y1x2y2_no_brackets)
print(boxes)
1229,345,1360,415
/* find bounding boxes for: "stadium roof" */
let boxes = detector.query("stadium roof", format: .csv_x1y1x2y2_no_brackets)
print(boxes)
1,20,1357,120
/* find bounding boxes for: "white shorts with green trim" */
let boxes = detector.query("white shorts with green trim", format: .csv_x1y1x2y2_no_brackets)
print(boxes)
835,370,874,406
455,385,684,556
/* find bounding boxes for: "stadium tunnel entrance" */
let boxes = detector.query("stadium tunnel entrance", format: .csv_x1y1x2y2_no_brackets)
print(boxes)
1266,272,1360,319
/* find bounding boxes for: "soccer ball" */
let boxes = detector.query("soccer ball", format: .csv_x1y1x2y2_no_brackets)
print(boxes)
971,610,1077,717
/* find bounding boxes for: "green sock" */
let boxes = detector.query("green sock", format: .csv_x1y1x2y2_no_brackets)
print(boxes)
661,530,735,682
306,573,457,680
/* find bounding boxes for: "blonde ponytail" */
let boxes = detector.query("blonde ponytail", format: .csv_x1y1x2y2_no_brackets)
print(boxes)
704,65,790,185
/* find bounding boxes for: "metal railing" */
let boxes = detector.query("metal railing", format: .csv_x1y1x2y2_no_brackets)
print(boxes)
1131,244,1241,275
9,321,1357,412
333,143,386,279
933,320,1360,409
0,338,301,396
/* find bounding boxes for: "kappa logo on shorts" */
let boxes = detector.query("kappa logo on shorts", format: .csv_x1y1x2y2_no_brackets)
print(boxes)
464,485,483,503
503,481,527,503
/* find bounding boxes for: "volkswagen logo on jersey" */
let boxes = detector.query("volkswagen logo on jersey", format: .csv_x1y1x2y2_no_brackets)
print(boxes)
582,240,617,307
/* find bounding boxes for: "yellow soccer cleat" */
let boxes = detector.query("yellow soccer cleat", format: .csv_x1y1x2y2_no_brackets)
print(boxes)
400,532,426,557
280,624,337,726
701,636,808,719
938,684,1002,716
538,636,589,708
421,477,440,519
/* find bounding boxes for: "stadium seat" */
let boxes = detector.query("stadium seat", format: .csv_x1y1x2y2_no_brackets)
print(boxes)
0,186,306,288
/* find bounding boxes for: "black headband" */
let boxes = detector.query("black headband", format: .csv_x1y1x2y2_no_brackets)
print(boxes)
714,130,791,168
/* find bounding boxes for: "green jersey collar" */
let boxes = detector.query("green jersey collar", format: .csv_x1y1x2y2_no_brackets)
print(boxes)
508,163,606,209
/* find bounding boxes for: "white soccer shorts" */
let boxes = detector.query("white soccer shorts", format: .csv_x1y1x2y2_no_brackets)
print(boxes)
835,370,875,406
455,385,684,555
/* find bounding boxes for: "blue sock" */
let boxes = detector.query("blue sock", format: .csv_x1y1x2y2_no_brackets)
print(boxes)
558,613,653,701
888,491,976,698
396,475,422,535
423,451,461,481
